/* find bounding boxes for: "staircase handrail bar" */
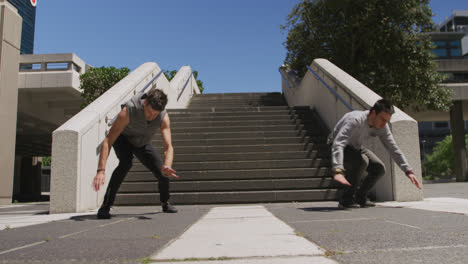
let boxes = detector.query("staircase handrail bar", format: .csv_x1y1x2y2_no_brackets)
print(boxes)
177,71,194,101
306,65,354,111
279,68,292,90
107,70,163,126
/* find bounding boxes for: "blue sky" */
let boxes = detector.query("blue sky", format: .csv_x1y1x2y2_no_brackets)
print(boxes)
34,0,468,94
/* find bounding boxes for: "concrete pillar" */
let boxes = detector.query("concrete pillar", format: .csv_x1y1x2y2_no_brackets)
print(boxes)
0,1,22,205
449,101,468,182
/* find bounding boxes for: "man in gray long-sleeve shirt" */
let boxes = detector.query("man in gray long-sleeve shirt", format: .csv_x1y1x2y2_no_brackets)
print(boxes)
328,99,421,209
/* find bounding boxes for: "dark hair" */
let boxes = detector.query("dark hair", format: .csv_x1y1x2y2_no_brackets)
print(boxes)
370,99,394,115
145,88,168,111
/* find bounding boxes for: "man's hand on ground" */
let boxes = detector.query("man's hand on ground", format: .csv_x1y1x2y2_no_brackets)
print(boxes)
407,173,422,190
93,171,106,191
333,173,351,186
162,165,179,178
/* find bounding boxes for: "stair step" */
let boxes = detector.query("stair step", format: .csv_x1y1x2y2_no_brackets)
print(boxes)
156,143,329,154
191,92,283,99
164,130,310,140
170,114,294,122
171,119,305,128
130,159,330,171
152,136,322,147
170,125,327,135
169,106,290,112
168,110,293,118
114,189,338,205
124,167,330,181
164,150,329,162
188,102,286,107
119,178,336,193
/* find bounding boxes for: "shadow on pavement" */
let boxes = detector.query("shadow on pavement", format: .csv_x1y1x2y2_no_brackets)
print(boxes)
298,206,343,212
70,212,162,221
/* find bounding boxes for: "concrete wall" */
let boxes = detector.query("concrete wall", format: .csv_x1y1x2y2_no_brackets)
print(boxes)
17,53,86,128
167,66,200,109
50,62,201,213
281,59,423,202
404,83,468,122
436,59,468,73
0,0,21,204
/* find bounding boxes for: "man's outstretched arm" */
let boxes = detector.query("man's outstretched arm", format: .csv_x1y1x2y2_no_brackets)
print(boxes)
93,107,129,191
160,114,178,178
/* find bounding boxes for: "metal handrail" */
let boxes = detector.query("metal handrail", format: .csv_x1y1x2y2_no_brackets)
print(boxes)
279,68,292,90
107,70,163,126
306,65,354,111
177,71,194,101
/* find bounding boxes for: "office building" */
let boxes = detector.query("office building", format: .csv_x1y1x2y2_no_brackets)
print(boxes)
7,0,36,54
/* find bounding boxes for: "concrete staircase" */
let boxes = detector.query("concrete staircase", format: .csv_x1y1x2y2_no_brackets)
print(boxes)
115,92,338,205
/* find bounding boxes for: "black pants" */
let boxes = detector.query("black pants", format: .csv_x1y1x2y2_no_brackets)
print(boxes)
340,146,386,203
100,135,170,209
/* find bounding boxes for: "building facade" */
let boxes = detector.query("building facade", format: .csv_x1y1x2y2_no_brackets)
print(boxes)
7,0,36,54
418,11,468,164
438,10,468,57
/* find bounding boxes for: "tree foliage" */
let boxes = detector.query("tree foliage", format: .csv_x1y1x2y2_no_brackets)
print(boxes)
423,135,468,179
80,66,130,108
282,0,452,111
164,70,205,93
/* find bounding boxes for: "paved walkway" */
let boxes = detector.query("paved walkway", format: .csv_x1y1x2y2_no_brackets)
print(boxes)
1,182,468,263
152,205,336,263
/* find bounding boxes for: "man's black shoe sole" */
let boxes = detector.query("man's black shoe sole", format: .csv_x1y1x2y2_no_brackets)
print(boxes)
97,214,111,219
338,203,360,210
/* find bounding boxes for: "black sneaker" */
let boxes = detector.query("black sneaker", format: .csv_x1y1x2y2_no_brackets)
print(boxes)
162,203,178,213
357,199,376,208
97,207,111,219
338,201,359,210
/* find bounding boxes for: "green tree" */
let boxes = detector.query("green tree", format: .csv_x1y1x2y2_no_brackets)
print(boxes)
80,66,130,108
282,0,452,111
42,156,51,167
423,135,468,180
164,70,178,81
164,70,205,93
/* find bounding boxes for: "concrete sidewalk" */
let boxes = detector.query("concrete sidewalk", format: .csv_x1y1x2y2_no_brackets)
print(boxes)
0,182,468,263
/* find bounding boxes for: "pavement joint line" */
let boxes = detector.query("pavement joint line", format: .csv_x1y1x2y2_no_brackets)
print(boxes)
1,217,135,255
59,217,135,239
383,219,422,229
343,244,468,254
98,217,134,228
0,241,46,256
290,217,376,223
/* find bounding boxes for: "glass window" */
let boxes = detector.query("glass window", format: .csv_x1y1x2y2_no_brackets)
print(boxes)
450,48,462,57
433,41,447,47
431,49,448,57
434,121,449,129
449,40,461,47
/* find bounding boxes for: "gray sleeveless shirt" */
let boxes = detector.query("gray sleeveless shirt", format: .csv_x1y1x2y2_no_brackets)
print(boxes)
121,93,166,147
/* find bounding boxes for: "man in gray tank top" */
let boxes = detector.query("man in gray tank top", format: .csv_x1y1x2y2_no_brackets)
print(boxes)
328,99,422,209
92,88,179,219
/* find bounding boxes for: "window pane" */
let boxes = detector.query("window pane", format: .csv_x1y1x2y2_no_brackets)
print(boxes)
449,40,461,47
433,41,447,47
450,48,462,56
432,49,447,57
434,122,449,129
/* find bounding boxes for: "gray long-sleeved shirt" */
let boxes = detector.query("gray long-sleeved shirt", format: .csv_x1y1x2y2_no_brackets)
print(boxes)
327,110,412,173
